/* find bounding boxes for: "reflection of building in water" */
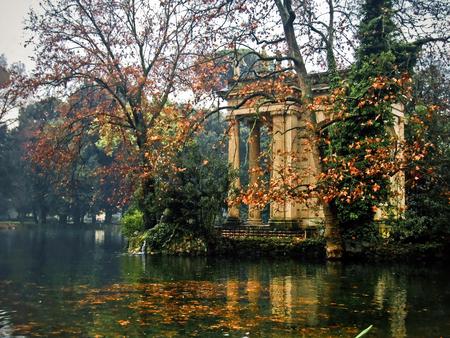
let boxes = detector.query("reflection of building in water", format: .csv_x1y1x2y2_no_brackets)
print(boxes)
0,309,13,337
390,290,407,338
270,277,292,319
223,267,322,327
95,230,105,244
374,275,386,310
268,275,319,325
226,280,240,312
374,271,407,338
296,278,319,326
246,280,261,311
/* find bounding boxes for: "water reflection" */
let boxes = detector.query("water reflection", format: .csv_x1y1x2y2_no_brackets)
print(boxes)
374,270,408,338
0,226,449,337
0,309,13,337
94,229,105,245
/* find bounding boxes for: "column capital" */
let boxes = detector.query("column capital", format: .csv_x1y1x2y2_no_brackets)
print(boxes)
225,113,239,122
269,107,301,117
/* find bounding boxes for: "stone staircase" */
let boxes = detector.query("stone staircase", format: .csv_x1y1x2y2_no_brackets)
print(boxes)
217,224,318,239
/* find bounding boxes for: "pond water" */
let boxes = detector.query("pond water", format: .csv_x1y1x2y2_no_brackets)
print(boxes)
0,225,449,337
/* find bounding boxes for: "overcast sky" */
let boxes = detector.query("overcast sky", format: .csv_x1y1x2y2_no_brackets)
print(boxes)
0,0,37,70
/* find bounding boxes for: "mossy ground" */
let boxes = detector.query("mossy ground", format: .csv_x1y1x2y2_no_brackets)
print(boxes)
127,229,449,262
127,225,209,256
127,229,326,259
346,241,450,262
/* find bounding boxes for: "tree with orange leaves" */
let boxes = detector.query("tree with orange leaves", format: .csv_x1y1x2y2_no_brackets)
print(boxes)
24,0,237,229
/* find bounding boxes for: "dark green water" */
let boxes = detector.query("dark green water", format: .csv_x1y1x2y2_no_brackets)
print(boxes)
0,225,449,337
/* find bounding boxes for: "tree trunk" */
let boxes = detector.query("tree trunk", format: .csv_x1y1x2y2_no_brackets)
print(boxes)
18,211,26,223
91,214,96,225
140,177,157,229
275,0,343,259
104,209,113,224
32,208,39,224
59,214,67,225
323,204,343,259
72,206,81,225
39,207,47,225
136,122,156,230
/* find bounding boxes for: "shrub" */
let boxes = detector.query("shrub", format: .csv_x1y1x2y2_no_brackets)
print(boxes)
136,222,207,255
121,208,144,238
143,136,228,235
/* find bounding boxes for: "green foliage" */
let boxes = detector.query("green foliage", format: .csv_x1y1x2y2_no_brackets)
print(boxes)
323,2,448,247
324,70,397,228
396,66,450,242
361,241,447,261
356,0,418,73
0,126,12,217
129,119,228,252
145,223,208,255
121,208,145,238
146,138,228,232
357,0,396,60
323,0,416,232
342,222,381,251
0,97,122,224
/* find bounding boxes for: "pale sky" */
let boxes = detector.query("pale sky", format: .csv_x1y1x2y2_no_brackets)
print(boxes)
0,0,38,70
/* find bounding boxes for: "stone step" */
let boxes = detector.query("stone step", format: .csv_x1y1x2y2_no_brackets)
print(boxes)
217,225,318,239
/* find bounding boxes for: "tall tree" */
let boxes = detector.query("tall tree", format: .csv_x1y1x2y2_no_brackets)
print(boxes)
25,0,231,228
322,0,411,238
404,65,450,240
0,55,25,126
0,124,13,217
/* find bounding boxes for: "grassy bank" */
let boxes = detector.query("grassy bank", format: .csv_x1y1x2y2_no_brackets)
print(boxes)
345,241,450,262
126,228,450,262
126,226,325,259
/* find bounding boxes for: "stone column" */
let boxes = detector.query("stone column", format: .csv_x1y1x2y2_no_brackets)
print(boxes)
269,110,300,229
247,119,262,225
284,112,300,222
297,107,324,229
226,117,241,225
375,103,406,225
269,112,287,224
391,103,406,217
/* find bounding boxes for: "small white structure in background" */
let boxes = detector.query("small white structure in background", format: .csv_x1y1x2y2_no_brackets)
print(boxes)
97,212,106,222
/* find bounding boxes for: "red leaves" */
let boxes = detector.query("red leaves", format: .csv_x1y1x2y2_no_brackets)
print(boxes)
117,320,130,327
372,183,381,192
